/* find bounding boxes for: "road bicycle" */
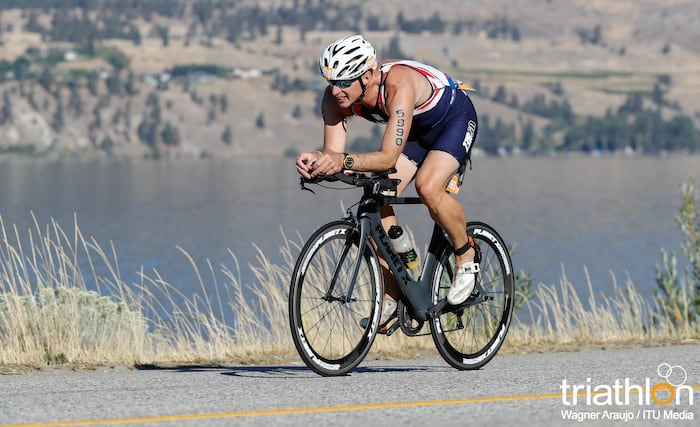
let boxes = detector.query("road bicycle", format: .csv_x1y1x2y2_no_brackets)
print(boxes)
288,169,514,376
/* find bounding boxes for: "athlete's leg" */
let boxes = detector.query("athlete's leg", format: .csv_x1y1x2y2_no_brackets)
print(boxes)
415,150,477,304
414,92,479,304
414,150,475,265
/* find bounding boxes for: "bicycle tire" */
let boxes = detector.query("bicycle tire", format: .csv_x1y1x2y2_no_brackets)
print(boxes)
429,221,514,370
288,220,383,376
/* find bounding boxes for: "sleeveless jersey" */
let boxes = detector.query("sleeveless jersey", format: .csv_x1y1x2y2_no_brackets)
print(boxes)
352,60,457,133
351,60,478,166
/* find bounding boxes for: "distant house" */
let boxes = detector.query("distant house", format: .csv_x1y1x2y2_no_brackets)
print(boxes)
232,68,261,79
64,50,78,61
141,73,171,87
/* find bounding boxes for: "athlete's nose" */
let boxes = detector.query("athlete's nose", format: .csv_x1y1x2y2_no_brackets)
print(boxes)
330,85,343,96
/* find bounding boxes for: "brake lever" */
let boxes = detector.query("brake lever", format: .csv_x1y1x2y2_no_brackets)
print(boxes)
299,177,316,194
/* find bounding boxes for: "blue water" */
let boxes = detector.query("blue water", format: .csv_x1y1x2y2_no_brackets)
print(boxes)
0,155,697,304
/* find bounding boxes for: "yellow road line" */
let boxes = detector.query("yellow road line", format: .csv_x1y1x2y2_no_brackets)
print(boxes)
3,386,698,427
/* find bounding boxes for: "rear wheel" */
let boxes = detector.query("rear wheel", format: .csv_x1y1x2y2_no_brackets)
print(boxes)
289,221,383,376
429,222,514,370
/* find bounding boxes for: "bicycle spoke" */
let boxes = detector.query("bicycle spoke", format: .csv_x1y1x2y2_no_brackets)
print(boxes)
430,223,514,369
320,302,344,357
290,222,381,375
306,302,338,340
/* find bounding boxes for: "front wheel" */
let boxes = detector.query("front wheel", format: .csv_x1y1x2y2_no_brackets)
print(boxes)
288,221,383,376
429,221,515,370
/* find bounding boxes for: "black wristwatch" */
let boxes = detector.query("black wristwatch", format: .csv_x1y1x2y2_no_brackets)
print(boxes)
342,152,354,169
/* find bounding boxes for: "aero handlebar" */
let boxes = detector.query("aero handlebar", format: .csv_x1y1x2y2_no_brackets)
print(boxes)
300,169,400,194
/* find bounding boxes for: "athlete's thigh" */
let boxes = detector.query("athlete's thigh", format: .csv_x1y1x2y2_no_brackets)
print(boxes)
391,154,418,196
415,150,460,192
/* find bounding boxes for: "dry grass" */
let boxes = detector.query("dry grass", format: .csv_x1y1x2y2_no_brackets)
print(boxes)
0,214,152,366
506,267,698,353
0,216,697,368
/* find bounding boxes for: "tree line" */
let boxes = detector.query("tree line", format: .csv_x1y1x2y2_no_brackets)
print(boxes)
0,1,697,156
473,79,698,155
1,1,524,48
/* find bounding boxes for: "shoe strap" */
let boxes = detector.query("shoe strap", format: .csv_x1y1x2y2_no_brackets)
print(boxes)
454,236,477,256
457,261,480,274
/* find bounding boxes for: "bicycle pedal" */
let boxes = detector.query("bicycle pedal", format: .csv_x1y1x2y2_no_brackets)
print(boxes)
381,320,401,336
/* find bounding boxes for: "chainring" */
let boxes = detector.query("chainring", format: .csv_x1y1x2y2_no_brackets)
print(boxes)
397,300,425,336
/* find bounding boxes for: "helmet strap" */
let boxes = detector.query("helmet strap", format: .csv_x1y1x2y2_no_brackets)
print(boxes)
355,70,371,105
357,78,367,103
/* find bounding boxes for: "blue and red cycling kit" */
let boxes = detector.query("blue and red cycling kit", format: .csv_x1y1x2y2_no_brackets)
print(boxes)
351,60,478,166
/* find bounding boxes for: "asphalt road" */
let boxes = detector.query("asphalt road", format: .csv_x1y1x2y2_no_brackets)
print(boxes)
0,344,698,427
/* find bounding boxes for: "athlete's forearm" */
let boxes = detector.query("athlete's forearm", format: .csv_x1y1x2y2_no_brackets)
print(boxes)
345,151,397,172
345,106,410,172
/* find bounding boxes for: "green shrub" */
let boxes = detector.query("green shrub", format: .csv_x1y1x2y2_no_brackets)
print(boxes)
655,176,699,328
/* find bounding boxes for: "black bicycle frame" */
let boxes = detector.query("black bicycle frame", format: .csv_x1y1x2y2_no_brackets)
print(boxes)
344,191,453,322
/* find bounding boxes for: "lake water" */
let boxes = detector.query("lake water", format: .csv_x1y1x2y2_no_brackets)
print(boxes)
0,155,698,303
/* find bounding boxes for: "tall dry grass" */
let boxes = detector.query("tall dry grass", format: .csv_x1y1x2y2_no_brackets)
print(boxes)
0,214,698,368
507,267,698,352
0,215,151,366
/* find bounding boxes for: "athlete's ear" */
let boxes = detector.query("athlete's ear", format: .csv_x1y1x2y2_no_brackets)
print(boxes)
362,70,372,85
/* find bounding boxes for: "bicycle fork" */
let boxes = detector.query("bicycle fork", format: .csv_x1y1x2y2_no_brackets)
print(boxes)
322,217,370,304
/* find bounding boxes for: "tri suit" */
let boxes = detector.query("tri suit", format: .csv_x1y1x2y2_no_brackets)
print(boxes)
351,60,478,166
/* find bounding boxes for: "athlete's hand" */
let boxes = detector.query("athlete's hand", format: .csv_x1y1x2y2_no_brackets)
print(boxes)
296,152,320,179
297,151,343,178
309,152,344,178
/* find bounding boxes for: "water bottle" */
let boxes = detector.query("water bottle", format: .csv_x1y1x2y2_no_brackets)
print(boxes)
388,225,421,280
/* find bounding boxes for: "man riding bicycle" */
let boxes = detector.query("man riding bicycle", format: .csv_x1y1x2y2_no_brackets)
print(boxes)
296,34,479,328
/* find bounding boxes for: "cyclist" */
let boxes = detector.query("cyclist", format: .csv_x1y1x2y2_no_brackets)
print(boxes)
296,34,479,328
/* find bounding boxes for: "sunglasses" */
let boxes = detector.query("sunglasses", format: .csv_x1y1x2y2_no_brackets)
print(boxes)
329,78,356,89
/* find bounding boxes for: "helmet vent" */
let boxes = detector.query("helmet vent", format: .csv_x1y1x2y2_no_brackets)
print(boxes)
319,34,376,80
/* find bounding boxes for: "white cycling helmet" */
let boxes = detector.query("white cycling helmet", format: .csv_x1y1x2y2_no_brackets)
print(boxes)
319,34,376,81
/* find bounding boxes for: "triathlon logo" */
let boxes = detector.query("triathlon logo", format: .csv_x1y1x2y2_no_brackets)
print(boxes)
560,363,695,422
658,363,688,388
649,363,690,406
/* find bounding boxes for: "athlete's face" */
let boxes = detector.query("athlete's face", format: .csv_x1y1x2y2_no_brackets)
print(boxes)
328,78,359,107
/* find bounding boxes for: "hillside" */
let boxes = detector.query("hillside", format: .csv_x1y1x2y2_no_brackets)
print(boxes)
0,0,698,158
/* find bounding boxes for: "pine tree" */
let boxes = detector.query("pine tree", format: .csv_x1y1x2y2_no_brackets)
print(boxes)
222,125,233,145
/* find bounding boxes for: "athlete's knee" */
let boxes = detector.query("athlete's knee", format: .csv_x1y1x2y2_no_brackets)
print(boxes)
415,178,444,210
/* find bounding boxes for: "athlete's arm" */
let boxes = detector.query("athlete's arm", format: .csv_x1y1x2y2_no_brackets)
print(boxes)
296,87,350,178
348,66,418,172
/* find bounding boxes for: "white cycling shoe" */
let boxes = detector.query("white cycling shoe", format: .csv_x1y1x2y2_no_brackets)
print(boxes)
447,261,480,305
